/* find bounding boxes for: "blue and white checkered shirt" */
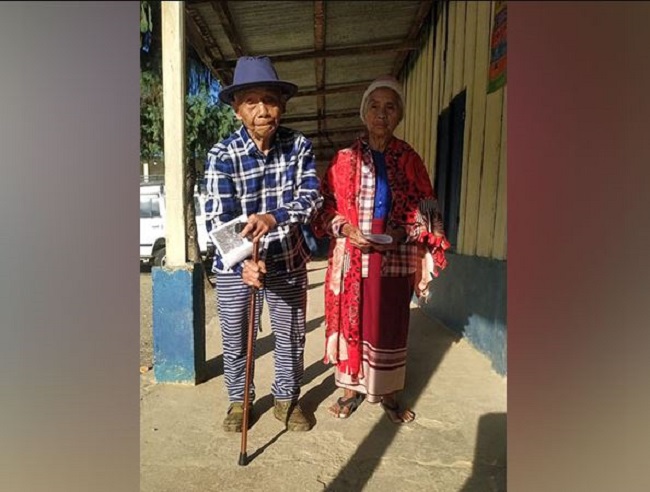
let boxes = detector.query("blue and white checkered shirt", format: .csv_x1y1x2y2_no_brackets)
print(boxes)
203,125,322,275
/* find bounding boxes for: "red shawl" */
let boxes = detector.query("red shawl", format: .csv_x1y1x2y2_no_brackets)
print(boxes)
312,137,449,379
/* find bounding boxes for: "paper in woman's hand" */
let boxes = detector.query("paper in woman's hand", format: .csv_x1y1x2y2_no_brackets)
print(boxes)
365,233,393,244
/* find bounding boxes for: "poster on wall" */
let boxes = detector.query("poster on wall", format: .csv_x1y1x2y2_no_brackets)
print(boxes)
488,1,507,94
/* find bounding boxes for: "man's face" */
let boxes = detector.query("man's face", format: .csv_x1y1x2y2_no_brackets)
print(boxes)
233,87,284,143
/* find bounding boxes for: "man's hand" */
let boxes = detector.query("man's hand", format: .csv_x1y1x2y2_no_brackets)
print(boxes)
242,258,267,289
240,213,277,242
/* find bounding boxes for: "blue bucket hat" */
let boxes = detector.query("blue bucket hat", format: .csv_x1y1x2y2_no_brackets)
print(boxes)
219,56,298,106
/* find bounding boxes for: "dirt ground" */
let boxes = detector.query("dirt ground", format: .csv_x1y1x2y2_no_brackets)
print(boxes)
140,260,507,491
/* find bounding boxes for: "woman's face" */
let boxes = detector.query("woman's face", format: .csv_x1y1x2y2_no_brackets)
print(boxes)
364,88,402,140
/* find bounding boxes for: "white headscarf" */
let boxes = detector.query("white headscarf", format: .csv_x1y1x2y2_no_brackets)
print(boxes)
359,75,405,124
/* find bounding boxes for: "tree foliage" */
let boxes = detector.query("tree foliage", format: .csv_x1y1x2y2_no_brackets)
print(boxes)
140,0,239,170
140,0,239,268
185,76,239,171
140,70,164,162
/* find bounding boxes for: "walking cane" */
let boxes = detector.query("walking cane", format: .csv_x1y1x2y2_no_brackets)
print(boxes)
238,240,260,466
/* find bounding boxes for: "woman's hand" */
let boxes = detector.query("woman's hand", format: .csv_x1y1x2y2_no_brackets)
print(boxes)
387,226,407,244
341,223,372,252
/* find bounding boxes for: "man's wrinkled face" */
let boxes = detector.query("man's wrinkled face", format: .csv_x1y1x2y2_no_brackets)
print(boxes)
233,87,284,143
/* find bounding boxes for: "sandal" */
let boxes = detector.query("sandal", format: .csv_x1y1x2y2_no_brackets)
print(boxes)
381,398,416,424
328,393,364,419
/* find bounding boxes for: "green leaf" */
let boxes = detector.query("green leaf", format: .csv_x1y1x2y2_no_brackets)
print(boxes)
140,2,149,33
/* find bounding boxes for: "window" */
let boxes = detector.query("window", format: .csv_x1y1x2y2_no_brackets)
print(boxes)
140,196,161,219
434,89,466,250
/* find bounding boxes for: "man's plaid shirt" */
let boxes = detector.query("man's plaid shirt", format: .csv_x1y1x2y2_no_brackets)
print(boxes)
203,125,322,275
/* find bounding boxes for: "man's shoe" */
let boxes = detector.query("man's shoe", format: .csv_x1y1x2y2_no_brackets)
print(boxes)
273,399,312,432
222,402,253,433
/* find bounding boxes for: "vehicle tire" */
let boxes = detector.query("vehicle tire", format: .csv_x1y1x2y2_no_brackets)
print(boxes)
153,247,166,267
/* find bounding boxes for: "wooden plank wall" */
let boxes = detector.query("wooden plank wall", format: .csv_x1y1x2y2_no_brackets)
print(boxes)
395,1,507,260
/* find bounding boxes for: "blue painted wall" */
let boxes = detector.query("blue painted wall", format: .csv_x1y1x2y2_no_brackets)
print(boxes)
152,263,206,384
418,252,507,375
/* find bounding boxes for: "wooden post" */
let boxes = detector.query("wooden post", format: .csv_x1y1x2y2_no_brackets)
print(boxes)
153,2,206,386
162,1,187,267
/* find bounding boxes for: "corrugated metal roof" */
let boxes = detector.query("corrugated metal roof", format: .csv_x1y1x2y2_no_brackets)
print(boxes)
185,0,435,170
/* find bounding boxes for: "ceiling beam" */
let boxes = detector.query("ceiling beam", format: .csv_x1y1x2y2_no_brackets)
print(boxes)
293,81,372,98
213,40,419,69
392,0,435,78
210,1,245,58
185,6,231,86
314,0,326,144
313,132,364,143
282,110,359,124
304,126,366,139
313,136,363,149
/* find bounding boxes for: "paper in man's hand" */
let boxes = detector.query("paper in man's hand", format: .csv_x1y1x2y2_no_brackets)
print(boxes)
209,214,254,269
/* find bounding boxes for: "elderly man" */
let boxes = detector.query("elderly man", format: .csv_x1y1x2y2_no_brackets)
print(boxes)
204,56,322,433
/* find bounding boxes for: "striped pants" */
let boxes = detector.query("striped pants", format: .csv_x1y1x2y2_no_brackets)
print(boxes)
215,265,307,403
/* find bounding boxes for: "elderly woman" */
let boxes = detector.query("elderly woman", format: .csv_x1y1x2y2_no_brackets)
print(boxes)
312,75,450,423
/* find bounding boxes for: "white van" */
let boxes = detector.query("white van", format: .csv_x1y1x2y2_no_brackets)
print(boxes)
140,182,213,266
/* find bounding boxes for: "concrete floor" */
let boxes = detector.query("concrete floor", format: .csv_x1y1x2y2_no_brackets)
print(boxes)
140,260,507,492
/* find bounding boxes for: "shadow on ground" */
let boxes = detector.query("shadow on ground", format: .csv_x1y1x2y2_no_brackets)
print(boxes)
322,306,458,492
243,359,333,464
459,412,507,491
